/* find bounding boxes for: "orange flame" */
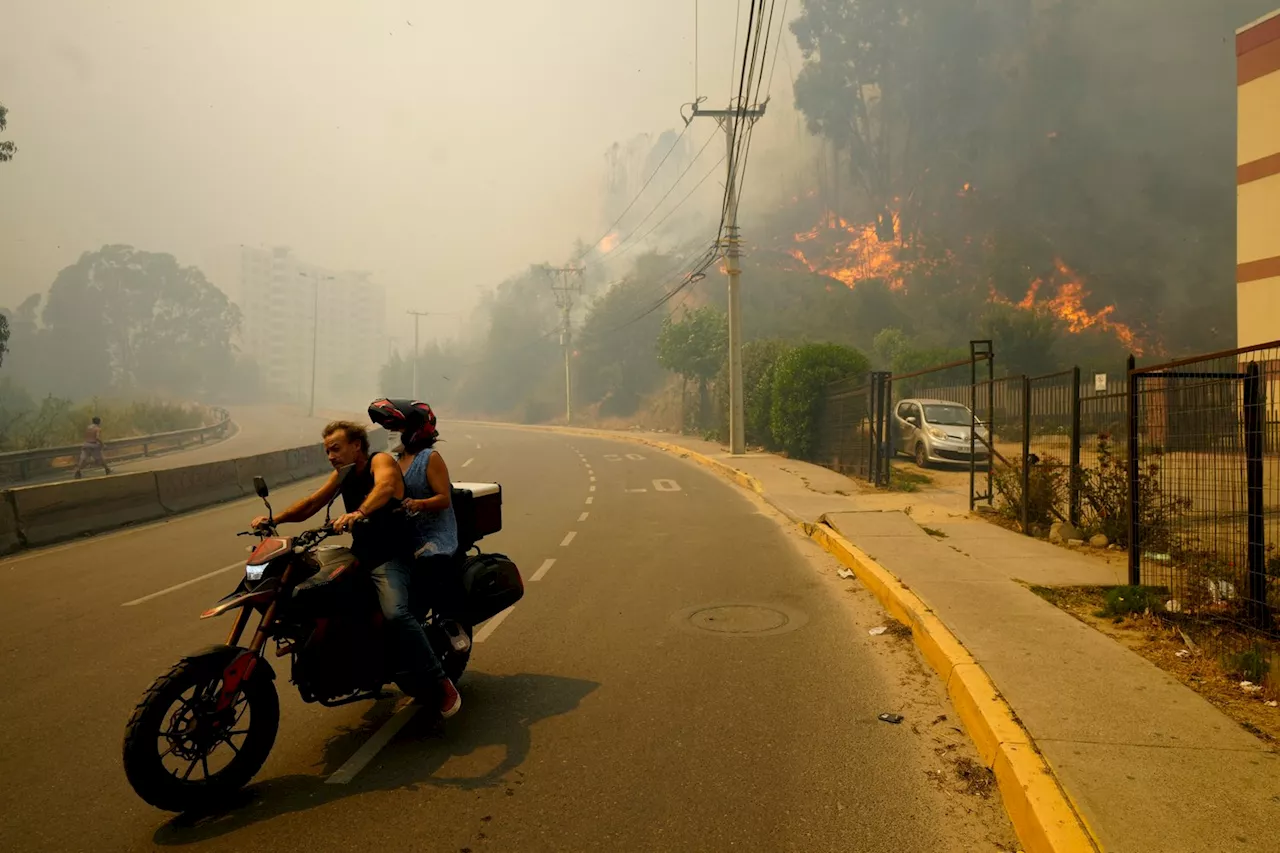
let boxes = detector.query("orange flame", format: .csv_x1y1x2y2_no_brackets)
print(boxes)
599,232,620,253
991,259,1142,355
782,210,958,291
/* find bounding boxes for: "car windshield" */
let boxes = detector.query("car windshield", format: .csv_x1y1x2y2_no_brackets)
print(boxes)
923,405,971,426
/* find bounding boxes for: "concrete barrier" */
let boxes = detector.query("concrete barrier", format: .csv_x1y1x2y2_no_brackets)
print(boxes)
156,460,244,514
284,445,330,480
0,493,21,555
234,451,294,494
11,472,167,547
0,428,397,555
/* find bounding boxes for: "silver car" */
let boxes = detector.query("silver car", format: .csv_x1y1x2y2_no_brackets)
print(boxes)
893,398,991,468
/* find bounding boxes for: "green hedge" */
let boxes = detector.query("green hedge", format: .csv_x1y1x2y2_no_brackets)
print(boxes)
769,343,869,460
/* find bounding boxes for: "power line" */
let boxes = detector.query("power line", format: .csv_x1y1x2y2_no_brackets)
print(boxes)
597,127,721,265
731,2,770,197
575,121,691,264
602,151,727,267
765,0,790,99
728,0,743,98
729,0,776,210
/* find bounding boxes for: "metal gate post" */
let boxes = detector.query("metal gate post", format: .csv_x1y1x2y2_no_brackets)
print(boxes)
1244,362,1269,628
1126,354,1140,586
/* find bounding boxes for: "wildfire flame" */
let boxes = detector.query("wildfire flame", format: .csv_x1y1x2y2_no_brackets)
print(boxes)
991,259,1142,355
778,198,1143,353
783,212,913,290
599,231,620,253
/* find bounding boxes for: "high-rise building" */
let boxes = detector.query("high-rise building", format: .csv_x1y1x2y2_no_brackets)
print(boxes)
1237,9,1280,348
237,246,386,408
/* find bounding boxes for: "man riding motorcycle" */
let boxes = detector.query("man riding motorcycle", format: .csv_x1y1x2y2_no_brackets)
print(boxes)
249,419,461,718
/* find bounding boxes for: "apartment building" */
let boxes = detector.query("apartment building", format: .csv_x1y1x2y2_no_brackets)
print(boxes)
238,246,386,407
1238,9,1280,347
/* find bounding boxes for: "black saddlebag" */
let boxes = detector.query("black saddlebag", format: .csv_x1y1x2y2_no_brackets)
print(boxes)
458,552,524,625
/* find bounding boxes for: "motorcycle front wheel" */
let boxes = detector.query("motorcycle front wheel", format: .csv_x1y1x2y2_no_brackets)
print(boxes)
122,657,279,812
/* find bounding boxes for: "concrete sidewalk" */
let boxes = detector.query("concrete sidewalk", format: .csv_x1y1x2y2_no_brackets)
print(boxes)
630,430,1280,853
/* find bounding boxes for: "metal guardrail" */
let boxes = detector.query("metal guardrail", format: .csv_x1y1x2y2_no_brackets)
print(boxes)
0,407,234,483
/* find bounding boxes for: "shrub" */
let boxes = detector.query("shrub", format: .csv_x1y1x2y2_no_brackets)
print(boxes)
715,339,793,448
991,453,1069,528
1078,433,1190,550
1098,585,1166,618
769,343,869,459
1222,642,1272,685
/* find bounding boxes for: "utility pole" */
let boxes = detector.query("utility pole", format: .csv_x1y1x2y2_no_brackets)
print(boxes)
405,311,456,400
690,100,767,455
546,265,584,425
300,271,335,418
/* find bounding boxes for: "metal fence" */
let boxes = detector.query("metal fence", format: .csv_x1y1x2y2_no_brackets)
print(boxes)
0,407,233,483
814,336,1280,678
814,372,891,485
1128,343,1280,640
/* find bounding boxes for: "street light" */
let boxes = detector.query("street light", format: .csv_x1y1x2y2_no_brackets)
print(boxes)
405,310,457,400
300,271,336,417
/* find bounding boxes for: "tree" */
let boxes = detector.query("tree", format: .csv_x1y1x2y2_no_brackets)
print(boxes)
791,1,1005,241
0,315,9,368
41,246,241,398
0,102,16,163
575,259,674,417
453,265,561,417
656,306,728,430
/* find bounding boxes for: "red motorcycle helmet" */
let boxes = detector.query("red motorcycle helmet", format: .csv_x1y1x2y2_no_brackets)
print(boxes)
367,398,438,448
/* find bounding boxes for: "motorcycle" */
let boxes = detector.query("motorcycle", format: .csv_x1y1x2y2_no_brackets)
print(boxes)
121,471,522,812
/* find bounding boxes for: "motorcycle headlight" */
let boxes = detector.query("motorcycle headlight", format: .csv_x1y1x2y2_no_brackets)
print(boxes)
245,563,267,581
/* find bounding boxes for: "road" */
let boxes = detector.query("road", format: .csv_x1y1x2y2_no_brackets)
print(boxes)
17,404,349,486
0,423,1015,852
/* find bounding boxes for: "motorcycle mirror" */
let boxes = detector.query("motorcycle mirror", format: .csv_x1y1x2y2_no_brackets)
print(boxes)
253,476,270,499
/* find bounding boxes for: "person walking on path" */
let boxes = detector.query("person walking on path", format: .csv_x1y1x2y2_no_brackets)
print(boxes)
73,416,112,478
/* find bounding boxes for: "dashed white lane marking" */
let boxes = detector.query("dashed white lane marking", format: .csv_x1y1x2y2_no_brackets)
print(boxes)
590,476,596,482
326,703,419,785
461,457,474,468
531,558,556,581
466,434,473,439
122,562,244,607
585,497,593,504
579,512,590,522
560,531,577,547
625,488,648,493
475,443,482,450
473,606,514,643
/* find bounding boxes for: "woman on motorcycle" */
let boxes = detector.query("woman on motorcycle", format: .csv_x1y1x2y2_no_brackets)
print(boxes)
367,399,468,653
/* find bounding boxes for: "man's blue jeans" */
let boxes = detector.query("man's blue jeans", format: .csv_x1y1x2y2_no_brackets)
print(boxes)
370,557,446,683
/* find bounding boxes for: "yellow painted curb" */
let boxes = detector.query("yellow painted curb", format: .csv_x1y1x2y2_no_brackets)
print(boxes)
806,521,1100,853
459,419,1101,852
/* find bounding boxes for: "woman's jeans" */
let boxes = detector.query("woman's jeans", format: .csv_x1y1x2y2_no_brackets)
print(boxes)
370,557,446,683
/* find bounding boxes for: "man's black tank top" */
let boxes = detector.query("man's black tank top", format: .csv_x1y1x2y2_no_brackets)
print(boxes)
339,452,410,567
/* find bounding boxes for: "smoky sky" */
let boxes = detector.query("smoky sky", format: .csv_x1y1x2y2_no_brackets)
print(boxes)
1,1,808,348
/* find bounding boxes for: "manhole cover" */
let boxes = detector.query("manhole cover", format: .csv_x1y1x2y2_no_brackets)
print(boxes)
671,603,808,637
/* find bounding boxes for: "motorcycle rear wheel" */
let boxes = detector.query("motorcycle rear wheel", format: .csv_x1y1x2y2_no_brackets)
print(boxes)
122,657,279,812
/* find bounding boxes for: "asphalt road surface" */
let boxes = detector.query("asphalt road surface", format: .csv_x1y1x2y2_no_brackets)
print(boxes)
0,423,1016,852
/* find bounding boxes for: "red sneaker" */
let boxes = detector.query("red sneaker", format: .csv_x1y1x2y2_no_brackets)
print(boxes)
439,678,461,719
